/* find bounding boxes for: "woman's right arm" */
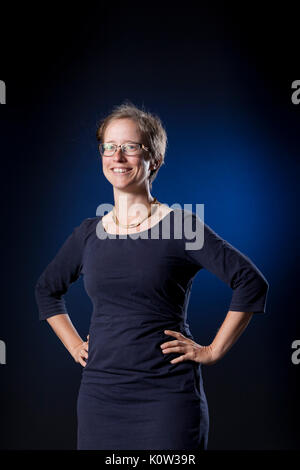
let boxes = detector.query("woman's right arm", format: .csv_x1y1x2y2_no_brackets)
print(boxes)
35,218,93,366
46,313,89,367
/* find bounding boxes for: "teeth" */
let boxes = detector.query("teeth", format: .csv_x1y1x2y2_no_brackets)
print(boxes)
113,168,131,173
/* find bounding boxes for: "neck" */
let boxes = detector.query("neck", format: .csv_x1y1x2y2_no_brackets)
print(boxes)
112,187,156,225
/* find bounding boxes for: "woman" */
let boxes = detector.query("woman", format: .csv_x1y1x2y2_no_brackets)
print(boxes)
35,102,269,450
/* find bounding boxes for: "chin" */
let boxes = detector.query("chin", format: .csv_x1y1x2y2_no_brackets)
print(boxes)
106,177,134,190
112,182,133,190
104,171,137,189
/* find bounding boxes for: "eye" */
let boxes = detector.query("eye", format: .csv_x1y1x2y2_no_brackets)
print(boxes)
125,144,138,150
104,143,116,150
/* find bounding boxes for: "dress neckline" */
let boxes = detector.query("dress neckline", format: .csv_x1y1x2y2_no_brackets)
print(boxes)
100,209,174,237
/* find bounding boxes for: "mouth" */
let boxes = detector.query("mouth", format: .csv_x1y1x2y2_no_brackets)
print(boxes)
111,167,133,175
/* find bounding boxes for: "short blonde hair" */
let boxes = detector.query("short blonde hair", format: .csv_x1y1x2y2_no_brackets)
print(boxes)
96,100,168,189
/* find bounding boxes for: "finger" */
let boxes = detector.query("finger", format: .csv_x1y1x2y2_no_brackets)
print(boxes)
170,353,191,364
164,330,178,336
79,357,87,367
161,340,184,349
161,340,180,348
164,330,185,339
162,346,184,354
80,349,88,359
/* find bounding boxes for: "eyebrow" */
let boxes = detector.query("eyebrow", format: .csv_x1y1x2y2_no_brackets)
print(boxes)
105,140,138,144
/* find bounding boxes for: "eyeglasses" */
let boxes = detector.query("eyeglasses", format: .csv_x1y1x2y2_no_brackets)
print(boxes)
99,142,149,157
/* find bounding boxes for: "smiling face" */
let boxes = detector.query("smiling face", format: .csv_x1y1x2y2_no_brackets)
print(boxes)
101,118,153,191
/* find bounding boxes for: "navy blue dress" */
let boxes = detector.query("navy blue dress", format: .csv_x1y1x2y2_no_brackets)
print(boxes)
35,208,269,450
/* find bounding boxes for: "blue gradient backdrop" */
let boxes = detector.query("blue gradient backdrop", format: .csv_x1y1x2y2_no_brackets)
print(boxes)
0,4,299,450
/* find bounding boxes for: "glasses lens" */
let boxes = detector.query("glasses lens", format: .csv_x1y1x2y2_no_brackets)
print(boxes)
100,143,142,156
100,143,115,156
123,143,140,155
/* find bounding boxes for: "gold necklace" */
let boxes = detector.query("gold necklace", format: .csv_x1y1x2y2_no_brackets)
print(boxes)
112,198,160,229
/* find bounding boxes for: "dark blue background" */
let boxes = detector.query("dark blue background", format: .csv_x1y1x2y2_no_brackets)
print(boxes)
0,4,299,450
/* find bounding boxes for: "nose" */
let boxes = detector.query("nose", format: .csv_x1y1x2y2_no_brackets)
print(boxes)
113,147,127,161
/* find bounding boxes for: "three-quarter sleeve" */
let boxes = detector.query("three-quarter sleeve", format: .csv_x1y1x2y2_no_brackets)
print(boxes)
182,211,269,314
35,218,90,321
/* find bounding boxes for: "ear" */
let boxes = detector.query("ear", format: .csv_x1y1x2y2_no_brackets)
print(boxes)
149,161,157,172
151,156,162,171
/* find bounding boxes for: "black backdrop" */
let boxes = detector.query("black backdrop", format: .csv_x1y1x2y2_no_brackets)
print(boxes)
0,3,299,451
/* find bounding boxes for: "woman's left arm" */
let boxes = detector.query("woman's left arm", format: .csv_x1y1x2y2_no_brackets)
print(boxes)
162,212,270,366
162,311,253,366
201,310,253,365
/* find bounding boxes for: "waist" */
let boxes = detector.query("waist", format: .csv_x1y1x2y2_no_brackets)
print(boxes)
82,322,199,389
89,313,193,338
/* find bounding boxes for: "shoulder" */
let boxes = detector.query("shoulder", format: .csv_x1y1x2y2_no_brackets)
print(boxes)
173,208,204,230
74,216,102,241
173,208,224,246
173,208,203,221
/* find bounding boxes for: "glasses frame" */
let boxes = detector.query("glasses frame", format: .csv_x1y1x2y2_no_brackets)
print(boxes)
99,141,150,157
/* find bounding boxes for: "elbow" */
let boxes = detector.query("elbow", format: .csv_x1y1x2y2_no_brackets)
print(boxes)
252,271,269,300
34,278,68,321
259,275,269,295
255,274,269,312
34,279,47,300
34,281,42,299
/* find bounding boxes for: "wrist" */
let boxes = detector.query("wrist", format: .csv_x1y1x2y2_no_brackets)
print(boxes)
69,340,83,359
206,344,217,364
196,344,218,365
209,342,224,363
